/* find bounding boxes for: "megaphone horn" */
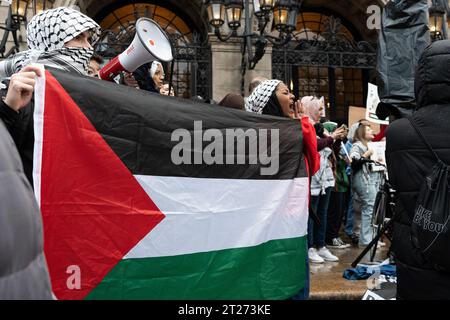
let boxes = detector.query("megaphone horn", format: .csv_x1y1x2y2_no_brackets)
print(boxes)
99,18,173,82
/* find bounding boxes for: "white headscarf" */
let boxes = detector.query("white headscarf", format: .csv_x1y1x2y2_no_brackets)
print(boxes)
301,96,323,124
150,61,163,78
245,79,281,114
1,7,101,77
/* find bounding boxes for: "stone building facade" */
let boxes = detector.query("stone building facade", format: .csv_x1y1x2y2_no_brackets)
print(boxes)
0,0,439,122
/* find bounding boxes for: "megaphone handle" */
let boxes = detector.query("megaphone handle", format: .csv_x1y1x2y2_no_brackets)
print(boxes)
99,56,126,82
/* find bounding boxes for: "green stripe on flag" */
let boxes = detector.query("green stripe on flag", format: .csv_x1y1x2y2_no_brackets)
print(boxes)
86,236,307,300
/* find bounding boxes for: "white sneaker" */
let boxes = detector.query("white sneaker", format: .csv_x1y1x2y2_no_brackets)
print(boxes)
337,237,352,248
308,248,325,264
327,237,351,249
317,247,339,262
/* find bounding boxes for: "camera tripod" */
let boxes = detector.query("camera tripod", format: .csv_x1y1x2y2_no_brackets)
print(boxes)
351,162,396,268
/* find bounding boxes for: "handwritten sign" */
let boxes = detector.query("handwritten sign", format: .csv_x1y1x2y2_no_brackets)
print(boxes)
366,83,389,125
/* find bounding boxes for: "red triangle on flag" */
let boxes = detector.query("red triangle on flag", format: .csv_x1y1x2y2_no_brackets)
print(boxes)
39,71,165,300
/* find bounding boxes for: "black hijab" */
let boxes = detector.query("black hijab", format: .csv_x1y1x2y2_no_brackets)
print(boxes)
262,91,284,117
132,63,159,93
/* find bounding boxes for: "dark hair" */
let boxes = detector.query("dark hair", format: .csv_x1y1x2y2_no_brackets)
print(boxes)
133,63,159,93
262,91,284,117
219,93,245,110
248,76,267,94
314,123,325,138
190,96,206,104
90,54,104,65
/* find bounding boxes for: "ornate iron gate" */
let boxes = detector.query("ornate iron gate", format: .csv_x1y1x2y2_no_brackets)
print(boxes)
173,43,212,100
272,16,377,121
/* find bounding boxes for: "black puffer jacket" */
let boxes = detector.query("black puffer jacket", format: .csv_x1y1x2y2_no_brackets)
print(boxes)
0,119,52,299
386,40,450,300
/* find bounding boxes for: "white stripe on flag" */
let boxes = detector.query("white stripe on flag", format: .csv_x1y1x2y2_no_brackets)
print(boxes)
33,64,47,207
124,176,309,259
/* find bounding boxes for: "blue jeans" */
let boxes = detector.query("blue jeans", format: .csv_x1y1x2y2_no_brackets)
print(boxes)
308,187,332,249
345,180,355,236
352,172,381,245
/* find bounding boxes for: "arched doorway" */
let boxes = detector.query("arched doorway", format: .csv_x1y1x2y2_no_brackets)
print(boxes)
94,2,212,100
273,11,376,123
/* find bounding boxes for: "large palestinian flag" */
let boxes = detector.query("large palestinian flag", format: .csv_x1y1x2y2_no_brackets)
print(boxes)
33,67,309,300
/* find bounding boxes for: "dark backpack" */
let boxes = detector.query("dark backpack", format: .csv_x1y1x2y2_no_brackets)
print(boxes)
408,118,450,271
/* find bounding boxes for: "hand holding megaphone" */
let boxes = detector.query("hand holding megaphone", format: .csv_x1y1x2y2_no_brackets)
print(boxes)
99,18,173,82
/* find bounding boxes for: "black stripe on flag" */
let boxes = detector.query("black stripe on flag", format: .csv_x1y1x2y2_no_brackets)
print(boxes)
49,69,307,180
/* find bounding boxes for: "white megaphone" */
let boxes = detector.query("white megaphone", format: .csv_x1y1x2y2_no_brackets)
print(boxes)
99,18,173,81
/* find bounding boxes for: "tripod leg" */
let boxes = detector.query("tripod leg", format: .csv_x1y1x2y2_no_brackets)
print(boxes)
370,242,378,262
351,219,393,268
370,223,383,261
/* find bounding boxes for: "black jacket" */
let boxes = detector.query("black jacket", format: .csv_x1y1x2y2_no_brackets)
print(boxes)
0,91,35,185
0,119,52,299
386,40,450,300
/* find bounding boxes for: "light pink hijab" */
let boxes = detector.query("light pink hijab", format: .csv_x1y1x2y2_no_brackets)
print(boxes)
301,96,323,124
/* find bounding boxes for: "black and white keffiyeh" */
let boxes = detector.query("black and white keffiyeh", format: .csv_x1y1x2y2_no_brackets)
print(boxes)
27,7,100,51
1,7,101,77
245,79,281,114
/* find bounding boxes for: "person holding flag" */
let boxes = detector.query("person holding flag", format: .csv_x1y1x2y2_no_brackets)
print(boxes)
0,7,101,185
245,79,320,299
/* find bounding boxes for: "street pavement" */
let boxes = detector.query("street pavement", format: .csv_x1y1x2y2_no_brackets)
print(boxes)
309,241,390,300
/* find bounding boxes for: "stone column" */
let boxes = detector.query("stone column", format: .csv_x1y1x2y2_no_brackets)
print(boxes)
54,0,78,8
0,2,28,57
208,0,275,101
210,34,272,102
0,2,10,52
210,36,242,102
